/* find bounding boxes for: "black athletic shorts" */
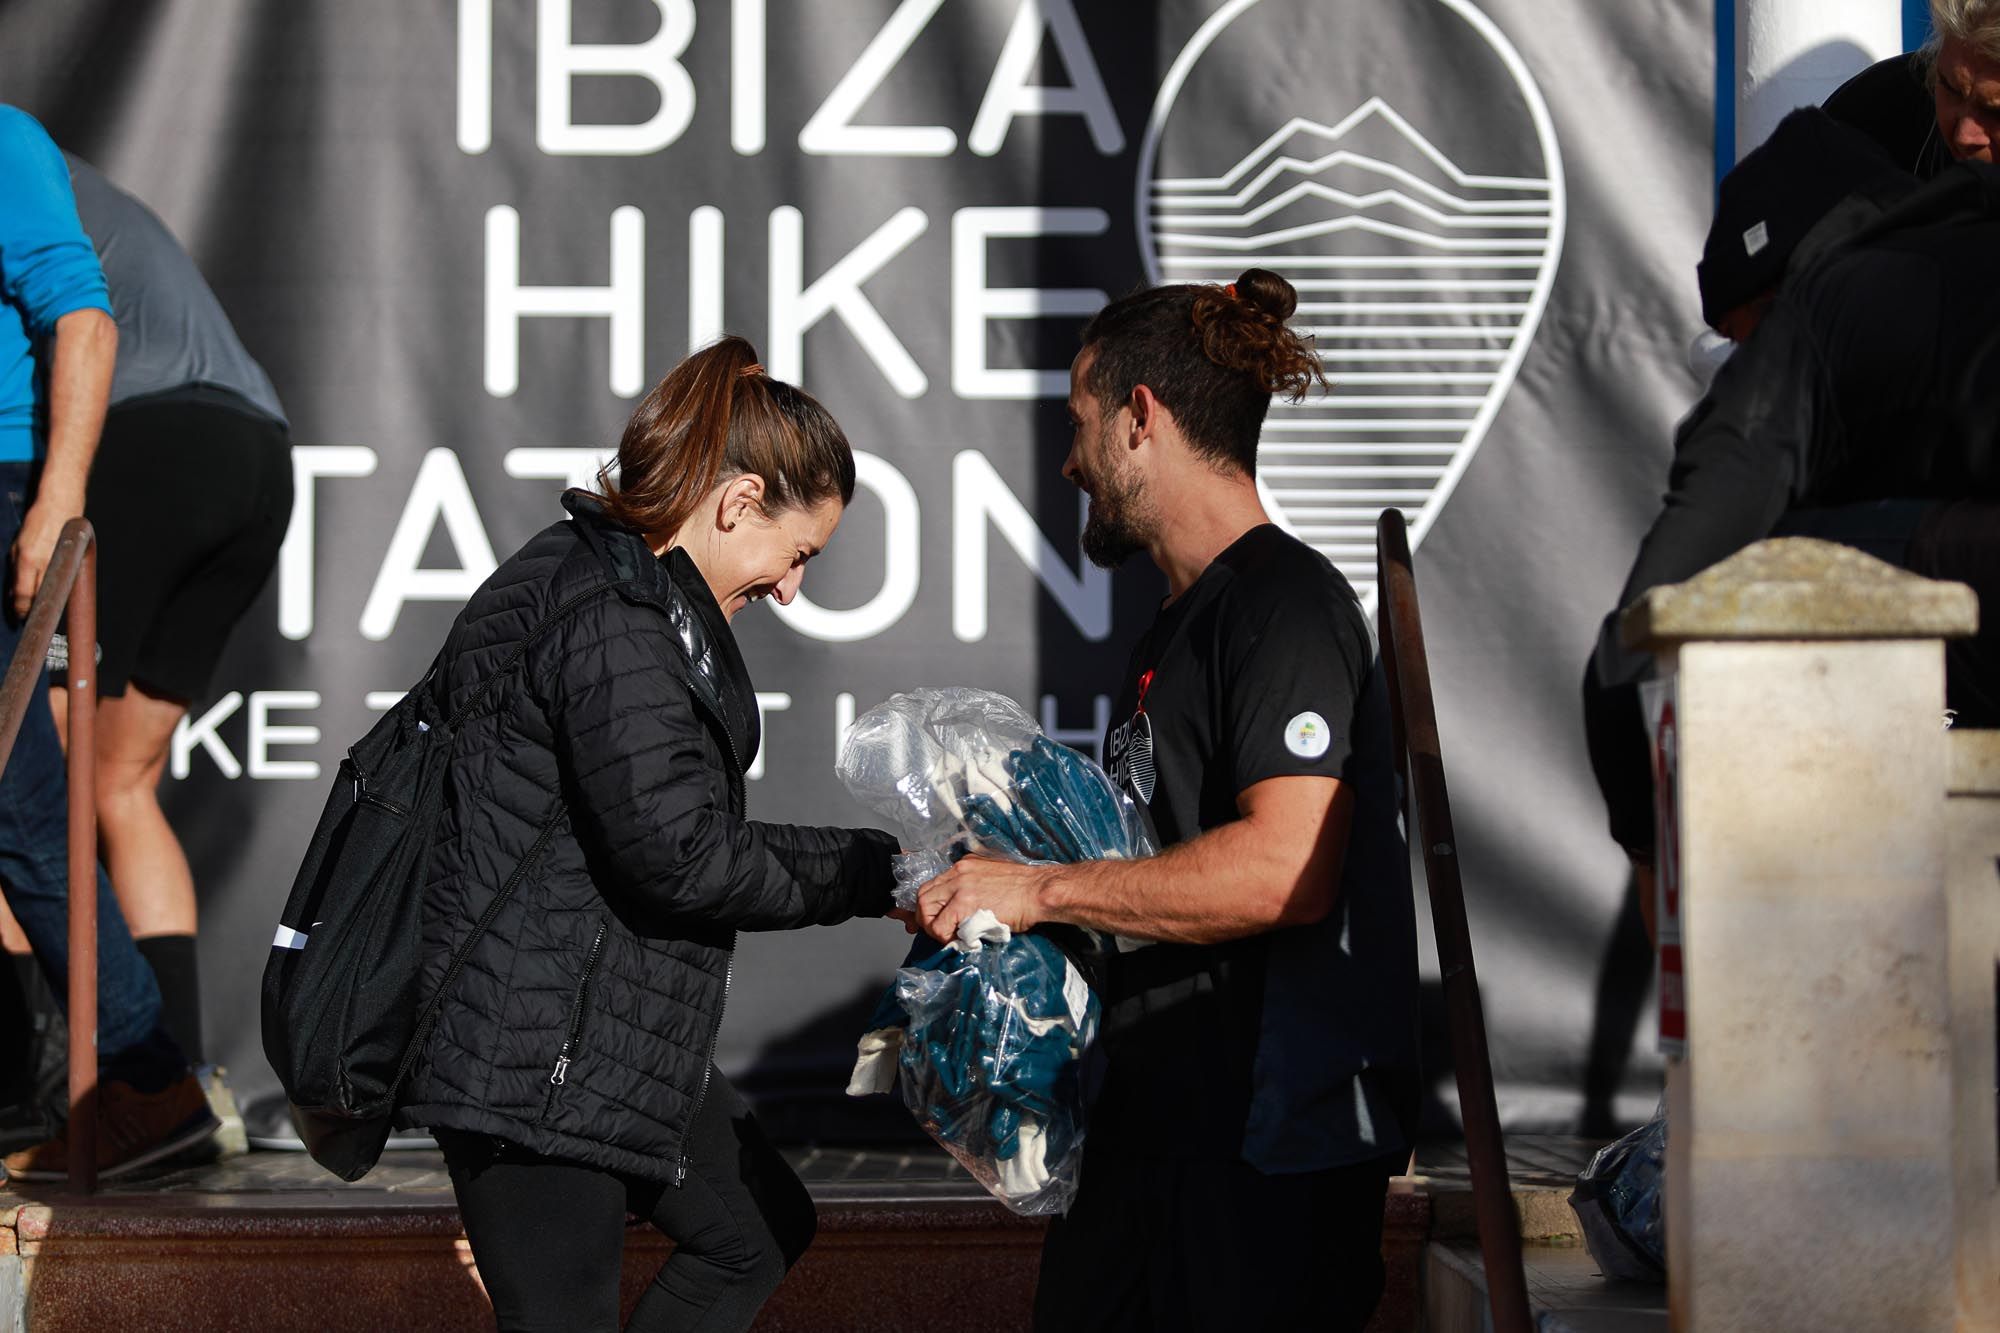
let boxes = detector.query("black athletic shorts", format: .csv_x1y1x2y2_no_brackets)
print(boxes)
78,391,292,701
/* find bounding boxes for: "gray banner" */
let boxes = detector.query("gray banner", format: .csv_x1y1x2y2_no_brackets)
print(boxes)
0,0,1716,1138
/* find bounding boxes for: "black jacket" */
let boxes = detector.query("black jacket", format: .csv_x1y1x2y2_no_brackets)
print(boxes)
1585,164,2000,853
397,490,896,1182
1825,53,1950,180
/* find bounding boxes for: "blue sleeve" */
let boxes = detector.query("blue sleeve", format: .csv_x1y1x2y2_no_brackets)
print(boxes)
0,106,111,336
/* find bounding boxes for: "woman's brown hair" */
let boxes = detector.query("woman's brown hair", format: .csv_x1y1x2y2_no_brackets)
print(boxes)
596,335,856,539
1079,267,1325,475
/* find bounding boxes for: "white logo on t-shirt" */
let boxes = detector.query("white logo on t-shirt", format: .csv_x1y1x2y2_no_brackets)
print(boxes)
1108,710,1156,803
1285,711,1331,760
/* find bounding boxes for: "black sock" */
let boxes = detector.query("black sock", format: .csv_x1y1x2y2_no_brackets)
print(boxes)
135,934,204,1068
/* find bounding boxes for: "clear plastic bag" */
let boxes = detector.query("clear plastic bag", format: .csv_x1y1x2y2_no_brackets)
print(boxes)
837,688,1154,908
1569,1098,1668,1281
851,913,1096,1215
838,688,1150,1215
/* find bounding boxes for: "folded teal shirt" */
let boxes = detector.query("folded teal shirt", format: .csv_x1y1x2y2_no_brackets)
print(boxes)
0,105,112,463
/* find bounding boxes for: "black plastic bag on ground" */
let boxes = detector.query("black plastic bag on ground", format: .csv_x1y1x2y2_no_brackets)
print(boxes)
1569,1099,1668,1282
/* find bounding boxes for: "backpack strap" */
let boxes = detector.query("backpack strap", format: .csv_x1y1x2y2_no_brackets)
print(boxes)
445,583,613,732
382,584,608,1102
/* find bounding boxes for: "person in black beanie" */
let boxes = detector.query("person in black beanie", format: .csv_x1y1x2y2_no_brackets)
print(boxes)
1693,110,1910,337
1585,105,2000,934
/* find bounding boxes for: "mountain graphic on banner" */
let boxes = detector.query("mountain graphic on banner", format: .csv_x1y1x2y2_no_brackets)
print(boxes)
1136,0,1566,607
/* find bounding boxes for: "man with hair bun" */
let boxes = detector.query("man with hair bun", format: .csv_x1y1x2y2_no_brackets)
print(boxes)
918,268,1421,1332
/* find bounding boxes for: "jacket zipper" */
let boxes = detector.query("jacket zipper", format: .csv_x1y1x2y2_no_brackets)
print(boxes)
544,919,610,1108
676,957,732,1186
390,802,568,1097
676,707,744,1186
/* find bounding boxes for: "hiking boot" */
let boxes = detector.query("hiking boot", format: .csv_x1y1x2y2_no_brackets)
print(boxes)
2,1075,219,1181
197,1065,248,1159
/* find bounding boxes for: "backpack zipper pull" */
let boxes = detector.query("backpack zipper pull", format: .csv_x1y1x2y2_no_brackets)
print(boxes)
550,1054,570,1086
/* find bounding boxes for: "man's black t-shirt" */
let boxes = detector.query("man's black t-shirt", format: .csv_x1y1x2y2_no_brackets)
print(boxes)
1097,525,1421,1173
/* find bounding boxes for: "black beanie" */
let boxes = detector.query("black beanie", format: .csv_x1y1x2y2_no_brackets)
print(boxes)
1697,107,1908,329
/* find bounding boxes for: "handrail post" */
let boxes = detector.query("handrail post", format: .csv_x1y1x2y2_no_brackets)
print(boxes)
66,537,98,1194
1376,509,1533,1333
0,518,101,1194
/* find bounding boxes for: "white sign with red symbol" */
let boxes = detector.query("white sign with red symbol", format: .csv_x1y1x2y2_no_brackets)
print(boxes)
1643,677,1685,1057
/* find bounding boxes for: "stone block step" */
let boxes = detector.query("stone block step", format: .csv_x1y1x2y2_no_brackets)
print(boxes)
0,1139,1559,1330
5,1190,1044,1332
1424,1240,1667,1333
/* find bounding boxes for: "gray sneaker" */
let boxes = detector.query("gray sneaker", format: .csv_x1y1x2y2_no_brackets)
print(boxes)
196,1065,248,1159
242,1091,435,1152
242,1090,304,1151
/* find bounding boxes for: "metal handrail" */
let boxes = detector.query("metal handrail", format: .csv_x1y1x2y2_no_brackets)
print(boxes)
0,518,99,1194
1376,509,1532,1333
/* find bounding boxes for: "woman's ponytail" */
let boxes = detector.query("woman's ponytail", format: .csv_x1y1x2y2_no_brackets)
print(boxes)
597,335,856,541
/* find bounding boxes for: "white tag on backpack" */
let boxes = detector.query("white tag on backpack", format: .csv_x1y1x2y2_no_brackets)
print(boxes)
1743,220,1769,256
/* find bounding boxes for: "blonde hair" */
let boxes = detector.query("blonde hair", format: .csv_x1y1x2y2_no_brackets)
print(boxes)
1925,0,2000,75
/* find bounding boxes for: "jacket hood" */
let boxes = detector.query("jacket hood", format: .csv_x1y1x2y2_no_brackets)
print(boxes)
1789,160,2000,285
560,489,761,768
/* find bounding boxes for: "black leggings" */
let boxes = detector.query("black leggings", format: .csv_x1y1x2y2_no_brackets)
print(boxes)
437,1072,815,1333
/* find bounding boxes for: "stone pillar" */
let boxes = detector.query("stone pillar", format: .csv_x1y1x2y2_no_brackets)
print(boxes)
1946,733,2000,1332
1624,539,1979,1333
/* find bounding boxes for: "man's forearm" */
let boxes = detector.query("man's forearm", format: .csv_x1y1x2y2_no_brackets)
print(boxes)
1037,813,1333,945
918,777,1351,948
42,308,117,502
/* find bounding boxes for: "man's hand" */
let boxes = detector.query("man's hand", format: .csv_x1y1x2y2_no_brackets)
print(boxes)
10,484,83,618
917,856,1054,944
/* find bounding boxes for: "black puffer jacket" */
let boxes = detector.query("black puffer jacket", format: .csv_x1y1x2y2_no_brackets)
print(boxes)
396,490,896,1183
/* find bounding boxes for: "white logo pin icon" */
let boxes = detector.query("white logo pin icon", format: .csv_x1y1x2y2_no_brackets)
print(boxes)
1286,710,1332,760
1137,0,1567,607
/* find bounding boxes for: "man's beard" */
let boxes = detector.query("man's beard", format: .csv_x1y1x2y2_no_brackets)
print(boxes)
1079,469,1151,568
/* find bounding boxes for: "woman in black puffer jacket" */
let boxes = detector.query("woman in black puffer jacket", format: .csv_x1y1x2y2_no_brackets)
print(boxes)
396,336,901,1332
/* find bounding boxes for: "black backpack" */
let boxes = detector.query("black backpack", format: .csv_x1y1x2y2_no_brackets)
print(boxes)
260,589,599,1181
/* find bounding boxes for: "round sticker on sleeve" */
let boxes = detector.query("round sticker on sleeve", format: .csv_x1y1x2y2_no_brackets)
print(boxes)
1285,711,1331,760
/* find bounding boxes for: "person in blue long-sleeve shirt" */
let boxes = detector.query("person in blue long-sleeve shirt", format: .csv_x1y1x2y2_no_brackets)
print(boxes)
0,105,216,1180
